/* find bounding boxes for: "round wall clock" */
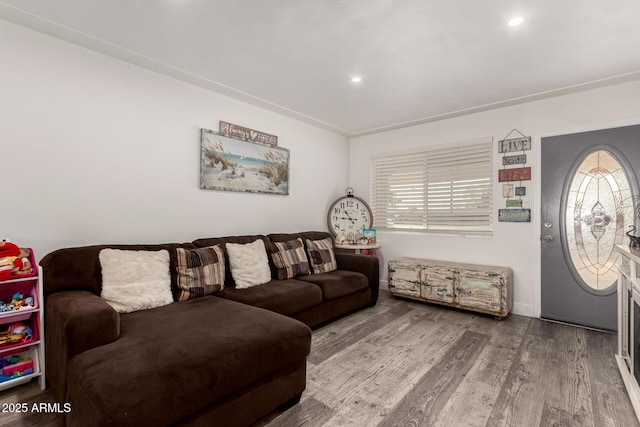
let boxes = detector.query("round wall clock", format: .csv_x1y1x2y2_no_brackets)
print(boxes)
327,187,373,240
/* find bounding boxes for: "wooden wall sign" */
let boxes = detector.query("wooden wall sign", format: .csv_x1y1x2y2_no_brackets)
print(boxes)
499,209,531,222
502,154,527,165
499,167,531,182
219,121,278,146
498,137,531,153
506,199,523,208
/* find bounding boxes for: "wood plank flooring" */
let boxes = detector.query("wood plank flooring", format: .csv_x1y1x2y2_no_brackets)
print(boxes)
264,293,638,427
0,293,637,427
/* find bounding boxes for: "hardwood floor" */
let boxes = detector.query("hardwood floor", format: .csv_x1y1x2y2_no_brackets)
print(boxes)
264,293,639,427
1,293,637,427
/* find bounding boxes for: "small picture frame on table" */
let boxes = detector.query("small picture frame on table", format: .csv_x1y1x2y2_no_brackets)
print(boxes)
362,228,376,244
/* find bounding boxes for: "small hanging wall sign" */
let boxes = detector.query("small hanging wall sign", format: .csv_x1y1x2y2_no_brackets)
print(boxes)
499,167,531,182
498,128,531,222
502,154,527,165
219,121,278,146
498,136,531,153
499,208,531,222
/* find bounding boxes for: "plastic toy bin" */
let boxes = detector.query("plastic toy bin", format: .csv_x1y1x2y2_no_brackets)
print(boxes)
0,346,38,384
0,280,38,314
0,311,39,352
0,248,37,281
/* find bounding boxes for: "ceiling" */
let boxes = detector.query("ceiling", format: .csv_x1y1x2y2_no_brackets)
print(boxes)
2,0,640,137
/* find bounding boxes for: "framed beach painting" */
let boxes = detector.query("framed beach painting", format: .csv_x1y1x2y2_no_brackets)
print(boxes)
200,128,290,195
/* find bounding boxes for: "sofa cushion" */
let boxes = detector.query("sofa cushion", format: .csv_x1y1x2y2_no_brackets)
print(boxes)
41,242,197,295
297,270,369,300
66,297,311,427
218,279,322,316
192,235,271,289
269,238,310,280
306,237,337,273
175,245,225,301
226,239,272,288
99,249,173,313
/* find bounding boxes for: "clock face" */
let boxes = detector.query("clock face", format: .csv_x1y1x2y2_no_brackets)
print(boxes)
327,196,373,239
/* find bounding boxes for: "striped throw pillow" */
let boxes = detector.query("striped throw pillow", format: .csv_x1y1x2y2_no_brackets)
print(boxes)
175,245,225,301
270,238,310,280
306,237,337,274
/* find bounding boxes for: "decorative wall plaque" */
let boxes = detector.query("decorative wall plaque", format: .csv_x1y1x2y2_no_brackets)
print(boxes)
497,129,531,223
499,167,531,182
219,121,278,146
503,184,514,198
502,154,527,165
498,137,531,153
498,209,531,222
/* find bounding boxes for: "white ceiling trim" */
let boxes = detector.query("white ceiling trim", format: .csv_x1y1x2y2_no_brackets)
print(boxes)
352,71,640,138
0,3,352,136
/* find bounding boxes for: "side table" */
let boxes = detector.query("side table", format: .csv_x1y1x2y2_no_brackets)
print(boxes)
335,242,381,255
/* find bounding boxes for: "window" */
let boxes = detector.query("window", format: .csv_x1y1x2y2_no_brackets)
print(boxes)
564,149,633,292
370,138,493,236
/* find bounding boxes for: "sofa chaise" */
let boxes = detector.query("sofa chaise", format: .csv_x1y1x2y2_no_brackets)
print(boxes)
41,231,379,426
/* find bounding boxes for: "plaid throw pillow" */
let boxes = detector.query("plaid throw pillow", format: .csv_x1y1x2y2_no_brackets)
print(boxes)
175,245,225,301
270,238,310,280
306,238,337,274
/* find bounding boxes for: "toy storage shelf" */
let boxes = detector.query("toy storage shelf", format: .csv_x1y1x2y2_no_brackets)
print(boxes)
0,265,45,391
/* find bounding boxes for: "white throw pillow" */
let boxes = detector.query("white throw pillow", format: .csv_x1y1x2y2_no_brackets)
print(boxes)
99,249,174,313
226,240,272,289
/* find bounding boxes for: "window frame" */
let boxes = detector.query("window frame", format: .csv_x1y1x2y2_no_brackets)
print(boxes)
370,137,494,237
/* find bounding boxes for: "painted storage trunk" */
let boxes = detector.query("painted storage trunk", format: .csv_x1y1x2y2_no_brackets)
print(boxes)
387,259,421,298
421,265,456,304
387,257,513,317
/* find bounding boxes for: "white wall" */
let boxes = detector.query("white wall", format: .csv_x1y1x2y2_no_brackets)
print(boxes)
4,18,640,319
350,80,640,317
0,19,349,258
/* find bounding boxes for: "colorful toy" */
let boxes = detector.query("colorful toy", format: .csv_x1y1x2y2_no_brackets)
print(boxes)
0,354,34,383
3,359,33,376
0,292,34,312
0,323,33,347
10,292,29,309
0,241,32,281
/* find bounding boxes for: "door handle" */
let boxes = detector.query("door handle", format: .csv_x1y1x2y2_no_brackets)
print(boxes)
542,234,553,242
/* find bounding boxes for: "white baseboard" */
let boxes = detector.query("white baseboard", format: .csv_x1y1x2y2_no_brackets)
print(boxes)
512,303,534,317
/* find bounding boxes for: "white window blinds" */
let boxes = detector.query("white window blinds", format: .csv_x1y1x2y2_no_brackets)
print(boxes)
371,138,493,236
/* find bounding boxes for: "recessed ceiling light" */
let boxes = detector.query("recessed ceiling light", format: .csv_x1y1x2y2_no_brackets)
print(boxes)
351,76,362,83
508,16,524,27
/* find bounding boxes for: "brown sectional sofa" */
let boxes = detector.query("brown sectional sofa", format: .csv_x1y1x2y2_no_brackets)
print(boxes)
41,231,379,427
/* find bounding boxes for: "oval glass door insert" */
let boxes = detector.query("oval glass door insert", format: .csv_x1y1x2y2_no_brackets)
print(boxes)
564,149,633,292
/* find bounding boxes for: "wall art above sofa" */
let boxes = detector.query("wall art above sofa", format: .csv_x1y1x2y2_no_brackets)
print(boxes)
200,128,290,195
